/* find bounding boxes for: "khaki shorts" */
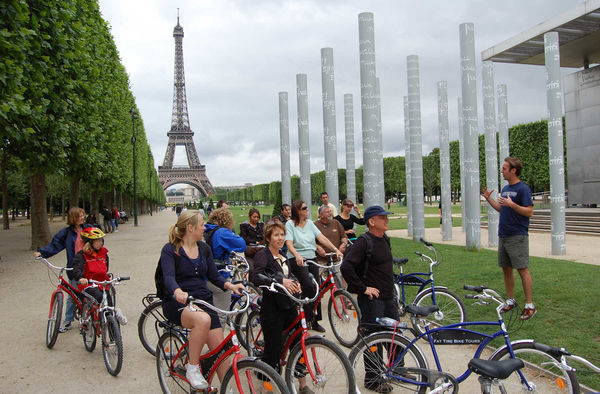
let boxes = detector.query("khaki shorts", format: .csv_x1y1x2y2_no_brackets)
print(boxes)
498,235,529,269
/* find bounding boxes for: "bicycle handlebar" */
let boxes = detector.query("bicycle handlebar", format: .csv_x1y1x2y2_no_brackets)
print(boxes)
181,291,252,317
36,256,73,271
256,273,319,305
306,258,342,270
89,276,131,286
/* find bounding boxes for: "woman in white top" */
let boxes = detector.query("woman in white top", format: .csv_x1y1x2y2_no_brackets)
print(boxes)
285,200,343,332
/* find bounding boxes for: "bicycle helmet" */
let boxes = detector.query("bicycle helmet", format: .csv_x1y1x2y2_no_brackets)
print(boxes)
81,227,106,243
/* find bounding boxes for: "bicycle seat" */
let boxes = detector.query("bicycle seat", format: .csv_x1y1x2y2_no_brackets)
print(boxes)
393,257,409,266
405,304,439,317
468,358,524,380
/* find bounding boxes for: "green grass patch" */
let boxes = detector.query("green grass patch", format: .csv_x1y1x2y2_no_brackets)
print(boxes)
390,237,600,390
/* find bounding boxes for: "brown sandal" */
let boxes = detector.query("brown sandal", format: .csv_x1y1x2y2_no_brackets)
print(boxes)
520,307,537,321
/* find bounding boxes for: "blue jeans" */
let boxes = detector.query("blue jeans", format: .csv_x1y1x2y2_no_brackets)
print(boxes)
65,279,79,322
112,218,118,230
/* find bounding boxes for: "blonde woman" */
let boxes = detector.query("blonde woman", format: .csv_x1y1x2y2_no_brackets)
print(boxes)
160,210,244,390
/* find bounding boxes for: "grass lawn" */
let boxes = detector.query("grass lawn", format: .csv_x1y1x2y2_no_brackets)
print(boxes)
228,204,599,390
390,237,600,390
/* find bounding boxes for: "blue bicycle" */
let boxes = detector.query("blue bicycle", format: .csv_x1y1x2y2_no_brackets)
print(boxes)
394,239,467,335
349,285,578,393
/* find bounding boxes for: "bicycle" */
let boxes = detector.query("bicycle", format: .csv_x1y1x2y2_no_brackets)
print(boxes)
348,285,578,393
138,251,261,356
307,253,361,347
80,276,130,376
155,292,288,394
394,238,467,334
38,257,85,348
247,273,357,393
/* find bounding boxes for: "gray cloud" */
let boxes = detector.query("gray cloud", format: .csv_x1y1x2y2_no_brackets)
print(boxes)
99,0,582,187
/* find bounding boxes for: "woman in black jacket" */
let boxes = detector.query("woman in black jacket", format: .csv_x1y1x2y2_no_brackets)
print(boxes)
250,221,315,393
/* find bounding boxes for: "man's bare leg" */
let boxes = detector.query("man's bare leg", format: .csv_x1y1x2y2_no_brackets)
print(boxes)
517,267,533,304
502,267,515,299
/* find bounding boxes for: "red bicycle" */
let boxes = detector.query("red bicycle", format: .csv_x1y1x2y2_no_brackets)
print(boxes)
80,276,130,376
308,253,361,347
38,257,85,348
155,292,288,393
248,274,356,393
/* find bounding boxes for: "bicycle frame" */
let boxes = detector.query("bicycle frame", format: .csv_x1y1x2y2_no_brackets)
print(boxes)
41,258,84,321
309,258,352,320
81,282,117,336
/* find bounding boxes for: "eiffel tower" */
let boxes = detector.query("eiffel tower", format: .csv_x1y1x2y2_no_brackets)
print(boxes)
158,14,215,196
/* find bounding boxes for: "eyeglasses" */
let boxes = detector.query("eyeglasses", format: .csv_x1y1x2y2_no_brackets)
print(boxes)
344,204,353,207
301,206,308,211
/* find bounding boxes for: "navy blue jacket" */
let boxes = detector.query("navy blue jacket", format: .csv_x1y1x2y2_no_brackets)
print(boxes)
37,224,92,280
160,242,227,301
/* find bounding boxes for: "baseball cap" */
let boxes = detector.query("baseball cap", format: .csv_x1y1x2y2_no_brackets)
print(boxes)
363,205,393,221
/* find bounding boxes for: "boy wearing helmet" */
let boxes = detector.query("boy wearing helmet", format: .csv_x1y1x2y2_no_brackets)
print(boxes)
72,228,127,324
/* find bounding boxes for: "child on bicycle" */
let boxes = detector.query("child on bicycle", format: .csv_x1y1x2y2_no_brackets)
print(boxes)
72,227,127,325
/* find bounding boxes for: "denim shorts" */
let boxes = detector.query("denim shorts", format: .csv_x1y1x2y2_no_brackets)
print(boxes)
498,235,529,269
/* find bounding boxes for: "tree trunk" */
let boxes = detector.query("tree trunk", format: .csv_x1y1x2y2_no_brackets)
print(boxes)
103,191,112,209
69,178,80,208
61,186,66,220
30,173,51,250
2,149,9,230
49,193,53,221
91,190,99,215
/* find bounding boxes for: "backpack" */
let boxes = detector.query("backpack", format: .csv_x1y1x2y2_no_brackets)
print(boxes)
203,225,222,257
355,232,391,279
154,241,210,300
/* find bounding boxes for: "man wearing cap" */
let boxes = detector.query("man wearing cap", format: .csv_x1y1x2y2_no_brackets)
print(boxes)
341,205,397,393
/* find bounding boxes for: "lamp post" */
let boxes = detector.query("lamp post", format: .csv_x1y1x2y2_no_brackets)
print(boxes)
131,107,138,227
148,150,153,216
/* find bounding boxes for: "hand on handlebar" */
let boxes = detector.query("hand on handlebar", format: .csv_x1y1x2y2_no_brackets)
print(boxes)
79,278,89,286
283,278,301,294
33,252,41,259
174,289,189,304
225,281,246,296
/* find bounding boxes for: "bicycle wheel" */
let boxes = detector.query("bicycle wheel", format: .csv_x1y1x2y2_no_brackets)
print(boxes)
101,313,124,376
284,336,356,393
81,301,96,352
46,291,63,349
412,287,467,334
138,299,165,356
220,359,288,394
245,310,264,357
156,331,189,394
490,341,580,394
233,284,261,351
349,331,429,394
327,289,360,348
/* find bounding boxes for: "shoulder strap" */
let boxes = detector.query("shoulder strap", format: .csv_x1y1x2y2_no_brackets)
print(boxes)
361,233,373,280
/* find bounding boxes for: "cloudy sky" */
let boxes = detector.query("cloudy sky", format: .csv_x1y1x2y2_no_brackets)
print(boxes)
98,0,583,188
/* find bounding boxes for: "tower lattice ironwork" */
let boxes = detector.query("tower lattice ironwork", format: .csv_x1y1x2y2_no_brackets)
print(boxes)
158,15,214,196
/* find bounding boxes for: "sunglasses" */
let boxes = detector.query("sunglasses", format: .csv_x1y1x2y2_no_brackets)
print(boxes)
301,206,308,211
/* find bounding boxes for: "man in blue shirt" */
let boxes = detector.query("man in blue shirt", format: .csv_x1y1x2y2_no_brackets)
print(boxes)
482,157,536,321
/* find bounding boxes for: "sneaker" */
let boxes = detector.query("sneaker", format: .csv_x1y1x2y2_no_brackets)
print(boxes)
520,307,537,321
186,363,208,390
310,322,326,333
59,321,73,333
298,386,315,394
115,309,128,325
364,379,393,393
500,299,516,313
115,229,118,233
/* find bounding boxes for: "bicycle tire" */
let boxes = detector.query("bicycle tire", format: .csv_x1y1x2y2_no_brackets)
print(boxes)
348,331,429,394
232,283,261,351
327,289,361,348
284,336,356,394
101,313,124,376
245,310,264,358
138,299,164,356
81,301,96,352
490,341,580,394
46,291,63,349
412,287,467,334
156,331,189,394
220,359,288,394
